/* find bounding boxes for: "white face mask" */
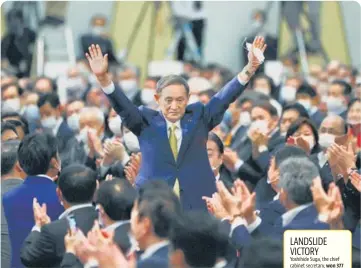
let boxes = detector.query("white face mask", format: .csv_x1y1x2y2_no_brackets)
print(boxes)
326,96,346,115
92,26,105,35
249,119,269,135
41,116,57,129
141,88,156,106
239,111,251,126
298,99,312,112
280,86,297,102
319,133,336,149
301,135,315,151
108,115,122,136
119,80,138,93
188,95,199,104
254,87,270,96
3,98,21,113
67,113,80,132
123,131,140,152
79,127,97,145
252,20,262,29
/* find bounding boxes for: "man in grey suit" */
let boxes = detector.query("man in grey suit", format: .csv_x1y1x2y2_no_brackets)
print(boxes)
1,140,25,268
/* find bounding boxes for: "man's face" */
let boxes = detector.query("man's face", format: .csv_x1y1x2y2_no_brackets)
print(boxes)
34,79,53,94
206,140,223,174
66,101,85,117
24,92,39,106
228,102,242,127
347,101,361,123
39,103,59,120
144,79,157,90
253,78,271,95
2,85,19,101
79,112,104,135
156,85,189,123
280,109,300,134
319,117,344,137
130,201,150,249
328,84,344,98
1,129,18,141
285,78,301,89
251,107,276,131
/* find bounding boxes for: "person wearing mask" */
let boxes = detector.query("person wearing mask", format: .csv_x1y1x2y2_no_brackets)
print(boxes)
325,80,352,119
187,76,213,104
65,100,85,135
207,132,234,189
278,75,302,104
169,211,231,268
296,83,326,128
131,181,182,267
2,133,64,268
59,67,88,103
20,164,97,268
1,140,26,268
1,83,23,113
21,93,41,133
347,98,361,151
198,88,216,104
85,86,111,114
86,37,266,210
117,65,142,106
33,76,56,95
38,93,74,154
1,121,19,141
279,103,309,137
81,15,118,65
141,76,160,109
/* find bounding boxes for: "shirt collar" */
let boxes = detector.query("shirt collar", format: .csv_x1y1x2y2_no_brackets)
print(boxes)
215,173,220,181
317,151,328,168
273,193,280,201
53,117,64,136
140,240,169,260
58,203,93,220
164,118,181,131
281,203,312,227
36,174,54,182
104,220,130,231
309,106,318,116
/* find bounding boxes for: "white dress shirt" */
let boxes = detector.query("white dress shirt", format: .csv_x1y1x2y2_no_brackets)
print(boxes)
165,119,182,152
281,203,312,227
53,117,64,136
140,240,170,260
58,203,94,220
317,151,328,168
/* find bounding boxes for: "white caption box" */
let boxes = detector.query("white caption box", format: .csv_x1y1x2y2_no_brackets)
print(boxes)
284,230,352,268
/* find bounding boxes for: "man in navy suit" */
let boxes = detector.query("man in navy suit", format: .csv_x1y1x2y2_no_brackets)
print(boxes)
85,37,267,210
2,133,64,268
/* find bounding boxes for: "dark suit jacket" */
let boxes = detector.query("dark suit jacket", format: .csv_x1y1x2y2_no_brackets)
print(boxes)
310,109,326,128
254,177,277,209
1,178,23,268
57,120,75,154
137,244,169,268
107,77,247,210
2,176,64,268
21,206,97,268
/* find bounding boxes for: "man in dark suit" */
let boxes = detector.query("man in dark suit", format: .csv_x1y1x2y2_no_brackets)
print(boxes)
37,93,74,154
325,80,352,120
131,181,182,268
279,102,310,136
1,140,25,268
20,164,97,268
85,37,267,210
2,133,64,268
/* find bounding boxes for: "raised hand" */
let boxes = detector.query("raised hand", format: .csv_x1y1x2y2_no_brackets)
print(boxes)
246,36,267,74
33,198,51,228
223,148,240,172
124,153,142,186
85,44,108,78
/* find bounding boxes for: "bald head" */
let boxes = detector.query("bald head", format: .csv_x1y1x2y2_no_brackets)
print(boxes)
319,115,347,136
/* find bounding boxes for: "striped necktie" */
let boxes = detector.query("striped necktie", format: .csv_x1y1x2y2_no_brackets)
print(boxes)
169,125,180,197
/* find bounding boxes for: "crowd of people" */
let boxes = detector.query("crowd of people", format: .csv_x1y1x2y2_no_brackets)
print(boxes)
1,34,361,268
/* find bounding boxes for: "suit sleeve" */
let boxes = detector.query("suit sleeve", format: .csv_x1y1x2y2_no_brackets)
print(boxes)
203,77,247,130
20,226,56,267
105,83,146,136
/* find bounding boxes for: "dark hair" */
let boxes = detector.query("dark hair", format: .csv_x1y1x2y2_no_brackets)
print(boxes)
296,83,317,98
252,100,278,117
348,98,361,111
286,118,321,154
6,9,23,22
274,145,308,168
34,77,56,92
1,111,21,121
282,103,310,119
18,133,58,175
239,238,283,268
250,74,276,96
7,119,29,136
37,93,60,108
58,164,97,204
96,179,136,221
1,82,23,97
1,121,18,136
156,75,189,95
146,76,161,83
208,132,224,154
237,96,254,108
170,211,230,268
199,89,216,99
332,80,352,95
1,140,21,175
137,180,182,238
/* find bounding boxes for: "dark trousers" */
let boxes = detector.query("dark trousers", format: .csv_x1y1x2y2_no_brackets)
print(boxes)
177,19,204,61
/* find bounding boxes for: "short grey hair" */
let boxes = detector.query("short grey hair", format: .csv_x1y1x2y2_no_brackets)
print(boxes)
278,157,319,205
156,75,189,95
80,106,105,125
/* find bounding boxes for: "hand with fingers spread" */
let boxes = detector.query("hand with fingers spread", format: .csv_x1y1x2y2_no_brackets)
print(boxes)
85,44,110,87
102,140,115,166
333,143,356,173
223,149,240,172
350,172,361,192
88,130,104,159
216,181,242,218
33,198,51,228
233,179,257,224
202,193,230,220
125,153,142,186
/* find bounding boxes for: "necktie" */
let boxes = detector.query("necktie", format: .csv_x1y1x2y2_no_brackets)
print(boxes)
169,125,180,197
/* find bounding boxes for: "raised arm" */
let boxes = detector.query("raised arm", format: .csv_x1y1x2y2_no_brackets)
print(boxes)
86,44,145,136
204,36,267,130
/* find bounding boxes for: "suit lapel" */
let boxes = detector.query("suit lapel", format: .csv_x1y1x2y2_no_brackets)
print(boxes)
154,114,176,165
177,112,197,166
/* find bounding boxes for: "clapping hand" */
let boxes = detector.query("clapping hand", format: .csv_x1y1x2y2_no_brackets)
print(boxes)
102,139,126,166
88,130,104,159
202,193,230,220
223,148,240,172
33,198,51,228
124,153,142,186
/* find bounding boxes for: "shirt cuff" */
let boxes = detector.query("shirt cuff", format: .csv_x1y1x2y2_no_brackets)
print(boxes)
121,152,130,166
84,259,99,268
318,214,328,223
102,82,115,94
234,159,244,171
230,217,247,236
31,225,41,232
258,145,268,153
246,216,262,233
237,76,247,86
